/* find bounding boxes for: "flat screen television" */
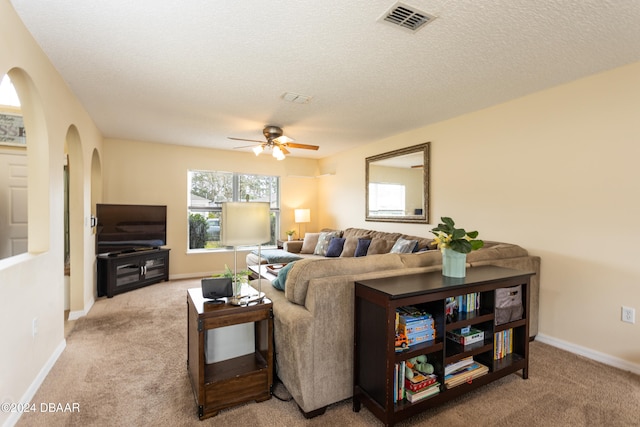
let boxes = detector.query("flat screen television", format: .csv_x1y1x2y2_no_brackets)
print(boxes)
96,204,167,254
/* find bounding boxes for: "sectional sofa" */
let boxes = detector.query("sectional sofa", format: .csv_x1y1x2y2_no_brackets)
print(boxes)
250,228,541,417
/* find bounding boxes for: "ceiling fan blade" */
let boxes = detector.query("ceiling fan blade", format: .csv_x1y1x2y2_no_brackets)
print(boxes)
285,142,319,151
228,137,265,143
279,145,290,155
233,144,261,149
274,135,294,144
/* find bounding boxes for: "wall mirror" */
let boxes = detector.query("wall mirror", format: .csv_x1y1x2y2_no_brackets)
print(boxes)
365,142,429,223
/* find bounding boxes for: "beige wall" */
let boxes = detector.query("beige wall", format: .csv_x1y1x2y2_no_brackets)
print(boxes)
320,61,640,369
3,0,639,422
0,1,104,425
101,139,319,277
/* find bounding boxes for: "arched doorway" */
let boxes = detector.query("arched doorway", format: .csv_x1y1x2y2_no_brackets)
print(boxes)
64,126,84,322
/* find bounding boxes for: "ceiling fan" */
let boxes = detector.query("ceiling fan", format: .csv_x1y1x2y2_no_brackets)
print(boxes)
228,125,319,160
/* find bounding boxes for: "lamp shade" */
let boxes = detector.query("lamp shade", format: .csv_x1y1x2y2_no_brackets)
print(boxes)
294,208,310,223
221,202,271,246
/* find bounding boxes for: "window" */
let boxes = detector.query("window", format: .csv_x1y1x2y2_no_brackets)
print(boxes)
187,170,279,250
368,182,406,216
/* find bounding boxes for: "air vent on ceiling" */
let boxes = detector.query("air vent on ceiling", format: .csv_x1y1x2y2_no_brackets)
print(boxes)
282,92,312,104
380,2,436,33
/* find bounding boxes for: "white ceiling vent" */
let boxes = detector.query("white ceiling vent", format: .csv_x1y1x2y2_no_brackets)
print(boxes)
282,92,312,104
379,2,436,33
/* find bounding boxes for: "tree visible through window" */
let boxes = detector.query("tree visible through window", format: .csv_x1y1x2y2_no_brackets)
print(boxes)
188,170,279,249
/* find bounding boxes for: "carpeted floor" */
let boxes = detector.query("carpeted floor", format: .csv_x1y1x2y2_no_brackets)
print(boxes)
17,278,640,426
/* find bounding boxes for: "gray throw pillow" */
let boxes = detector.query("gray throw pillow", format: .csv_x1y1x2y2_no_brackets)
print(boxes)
314,231,341,256
390,238,418,254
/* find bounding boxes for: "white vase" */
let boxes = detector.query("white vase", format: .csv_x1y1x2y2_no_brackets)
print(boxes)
442,248,467,278
287,235,293,241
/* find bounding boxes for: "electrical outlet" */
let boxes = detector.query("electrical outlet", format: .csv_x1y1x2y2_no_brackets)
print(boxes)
32,317,38,336
621,306,635,324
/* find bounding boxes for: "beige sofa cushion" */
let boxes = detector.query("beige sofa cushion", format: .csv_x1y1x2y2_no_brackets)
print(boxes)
340,236,359,257
285,253,406,305
300,233,321,254
367,238,396,255
466,241,529,262
399,249,442,268
342,228,434,251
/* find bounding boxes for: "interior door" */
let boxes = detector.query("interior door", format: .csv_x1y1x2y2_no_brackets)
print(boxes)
0,148,28,259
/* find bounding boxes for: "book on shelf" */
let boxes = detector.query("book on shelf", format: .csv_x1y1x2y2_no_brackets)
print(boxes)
494,328,513,360
446,327,485,346
394,361,406,402
405,382,440,403
446,292,481,314
444,362,489,389
444,356,474,375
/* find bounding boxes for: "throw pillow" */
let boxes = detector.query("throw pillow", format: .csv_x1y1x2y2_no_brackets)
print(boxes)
390,238,418,254
367,238,396,255
300,233,321,254
325,237,346,257
271,261,296,291
313,231,341,256
340,236,359,257
354,238,371,257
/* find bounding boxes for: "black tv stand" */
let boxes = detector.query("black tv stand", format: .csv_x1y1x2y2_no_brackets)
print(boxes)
97,248,170,297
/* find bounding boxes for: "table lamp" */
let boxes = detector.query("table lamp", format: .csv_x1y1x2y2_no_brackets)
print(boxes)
221,202,271,305
294,208,310,239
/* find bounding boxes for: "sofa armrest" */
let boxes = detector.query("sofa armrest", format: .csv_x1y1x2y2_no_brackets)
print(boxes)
283,240,303,253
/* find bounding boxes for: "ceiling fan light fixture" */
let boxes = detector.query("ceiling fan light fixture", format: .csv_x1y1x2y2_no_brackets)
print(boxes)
252,145,264,156
272,146,286,160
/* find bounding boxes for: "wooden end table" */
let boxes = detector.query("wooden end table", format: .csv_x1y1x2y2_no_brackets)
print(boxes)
187,288,273,419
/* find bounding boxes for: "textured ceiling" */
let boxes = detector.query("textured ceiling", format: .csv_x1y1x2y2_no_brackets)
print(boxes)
9,0,640,159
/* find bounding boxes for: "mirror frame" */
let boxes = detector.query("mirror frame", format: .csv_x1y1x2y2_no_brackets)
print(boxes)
365,142,430,224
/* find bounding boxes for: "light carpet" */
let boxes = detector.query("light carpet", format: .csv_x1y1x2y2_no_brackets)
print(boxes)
17,278,640,426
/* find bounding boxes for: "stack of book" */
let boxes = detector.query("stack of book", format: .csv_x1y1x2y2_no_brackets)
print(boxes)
444,357,489,389
397,306,435,346
394,363,441,403
494,328,513,360
404,373,440,403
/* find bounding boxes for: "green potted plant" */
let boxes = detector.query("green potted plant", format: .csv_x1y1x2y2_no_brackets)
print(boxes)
285,229,296,241
431,217,484,278
213,264,250,295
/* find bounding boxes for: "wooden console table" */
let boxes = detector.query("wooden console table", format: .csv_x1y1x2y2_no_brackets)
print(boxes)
186,288,273,419
353,266,533,426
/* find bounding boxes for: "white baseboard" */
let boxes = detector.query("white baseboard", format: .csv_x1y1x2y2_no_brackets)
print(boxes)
536,333,640,376
169,272,213,281
3,339,66,427
67,297,94,321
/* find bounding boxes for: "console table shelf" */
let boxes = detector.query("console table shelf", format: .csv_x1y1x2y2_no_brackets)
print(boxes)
353,265,533,427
